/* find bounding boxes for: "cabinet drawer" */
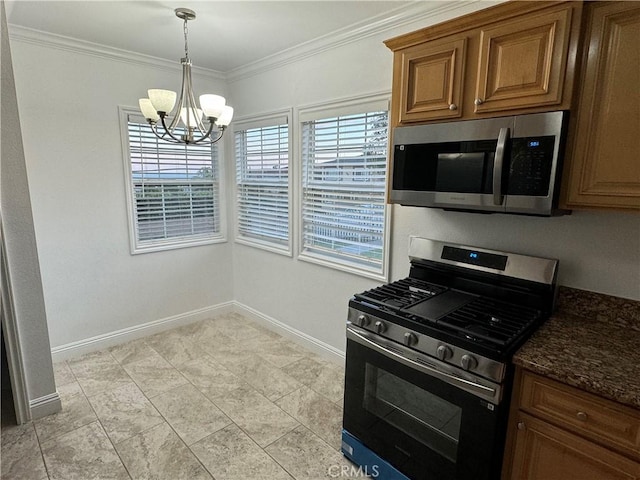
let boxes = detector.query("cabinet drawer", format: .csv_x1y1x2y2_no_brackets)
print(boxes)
520,371,640,460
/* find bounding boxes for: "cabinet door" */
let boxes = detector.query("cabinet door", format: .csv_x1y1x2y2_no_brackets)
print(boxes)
474,5,573,113
398,36,466,123
510,412,640,480
563,2,640,210
519,370,640,460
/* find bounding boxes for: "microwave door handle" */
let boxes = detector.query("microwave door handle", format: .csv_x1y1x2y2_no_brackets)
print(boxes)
493,127,510,205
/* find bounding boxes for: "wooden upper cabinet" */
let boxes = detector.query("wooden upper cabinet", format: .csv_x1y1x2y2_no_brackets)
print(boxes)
474,6,573,113
398,36,466,123
385,2,581,126
562,2,640,210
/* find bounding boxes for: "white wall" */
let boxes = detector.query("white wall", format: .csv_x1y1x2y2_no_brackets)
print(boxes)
228,3,640,352
1,4,58,417
9,37,235,349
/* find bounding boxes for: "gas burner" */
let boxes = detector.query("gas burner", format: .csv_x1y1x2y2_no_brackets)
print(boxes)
354,278,446,311
438,297,542,348
466,324,491,335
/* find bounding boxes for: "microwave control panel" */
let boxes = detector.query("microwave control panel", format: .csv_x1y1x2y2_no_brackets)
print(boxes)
507,136,556,196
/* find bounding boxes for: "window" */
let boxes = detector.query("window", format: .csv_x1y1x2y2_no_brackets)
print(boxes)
234,113,291,253
120,108,224,253
299,96,390,279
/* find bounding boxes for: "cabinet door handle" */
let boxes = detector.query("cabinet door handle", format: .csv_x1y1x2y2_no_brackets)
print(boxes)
517,421,526,431
474,98,484,106
576,411,588,421
449,103,457,111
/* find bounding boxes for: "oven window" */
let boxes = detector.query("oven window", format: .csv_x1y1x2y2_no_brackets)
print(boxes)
363,364,462,462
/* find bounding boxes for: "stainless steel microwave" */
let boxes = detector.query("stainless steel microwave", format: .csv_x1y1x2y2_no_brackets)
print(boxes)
390,111,569,216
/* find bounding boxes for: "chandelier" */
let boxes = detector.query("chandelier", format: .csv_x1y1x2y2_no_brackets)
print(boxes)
138,8,233,145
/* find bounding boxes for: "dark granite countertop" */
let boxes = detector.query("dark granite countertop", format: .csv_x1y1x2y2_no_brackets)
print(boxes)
513,287,640,410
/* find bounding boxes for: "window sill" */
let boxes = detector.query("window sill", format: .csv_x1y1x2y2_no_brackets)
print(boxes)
131,235,227,255
298,249,388,282
234,236,292,257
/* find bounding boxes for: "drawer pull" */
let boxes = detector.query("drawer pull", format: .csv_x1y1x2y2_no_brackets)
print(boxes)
576,411,588,421
517,421,526,431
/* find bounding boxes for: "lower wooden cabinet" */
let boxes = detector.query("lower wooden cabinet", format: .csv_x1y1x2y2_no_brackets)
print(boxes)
505,370,640,480
510,412,640,480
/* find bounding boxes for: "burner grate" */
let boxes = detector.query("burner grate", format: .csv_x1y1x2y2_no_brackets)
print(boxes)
354,278,445,310
438,297,541,347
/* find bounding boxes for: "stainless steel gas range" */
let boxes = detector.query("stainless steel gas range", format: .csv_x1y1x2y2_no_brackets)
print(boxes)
341,237,558,480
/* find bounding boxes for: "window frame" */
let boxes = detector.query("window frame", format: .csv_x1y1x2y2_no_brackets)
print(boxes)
232,110,293,256
297,94,391,281
119,106,227,255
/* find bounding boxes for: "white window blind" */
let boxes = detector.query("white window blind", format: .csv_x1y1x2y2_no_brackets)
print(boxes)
124,111,222,252
234,116,290,251
300,104,389,275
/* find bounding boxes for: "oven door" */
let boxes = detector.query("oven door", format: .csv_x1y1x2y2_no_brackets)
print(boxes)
343,325,506,480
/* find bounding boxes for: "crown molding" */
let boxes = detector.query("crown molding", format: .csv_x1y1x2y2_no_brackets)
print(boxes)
226,0,492,83
8,1,496,84
7,24,225,80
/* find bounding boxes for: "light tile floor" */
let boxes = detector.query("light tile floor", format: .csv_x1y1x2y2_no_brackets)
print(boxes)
1,313,360,480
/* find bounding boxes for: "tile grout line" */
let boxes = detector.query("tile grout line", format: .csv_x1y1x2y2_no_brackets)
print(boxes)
110,339,217,479
36,358,88,480
83,350,135,480
31,420,52,480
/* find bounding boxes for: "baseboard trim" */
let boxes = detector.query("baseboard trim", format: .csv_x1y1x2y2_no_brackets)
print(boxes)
30,392,62,420
50,302,235,362
233,301,345,365
49,301,345,366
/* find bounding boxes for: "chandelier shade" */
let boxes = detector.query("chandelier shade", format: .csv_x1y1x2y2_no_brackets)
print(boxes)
148,89,177,115
138,8,233,145
199,94,226,118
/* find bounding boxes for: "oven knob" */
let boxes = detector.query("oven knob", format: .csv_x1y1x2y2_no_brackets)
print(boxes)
436,345,453,361
403,332,418,346
355,314,370,327
374,320,387,334
460,354,478,371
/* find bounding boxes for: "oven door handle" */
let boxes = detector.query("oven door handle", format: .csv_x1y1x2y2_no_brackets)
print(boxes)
347,326,500,404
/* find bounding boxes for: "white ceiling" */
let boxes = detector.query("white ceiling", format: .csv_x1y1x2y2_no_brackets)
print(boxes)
6,1,422,73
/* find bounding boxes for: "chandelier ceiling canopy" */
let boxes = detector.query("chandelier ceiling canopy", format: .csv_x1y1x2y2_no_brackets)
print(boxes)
138,8,233,145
